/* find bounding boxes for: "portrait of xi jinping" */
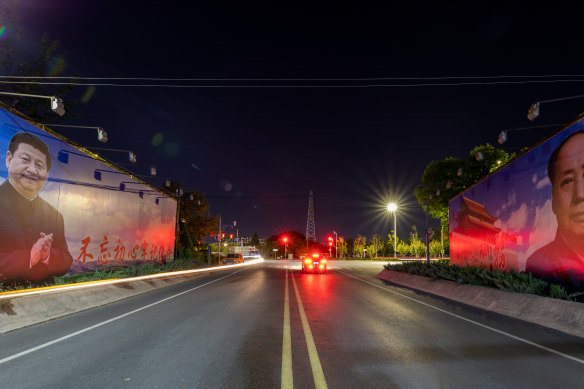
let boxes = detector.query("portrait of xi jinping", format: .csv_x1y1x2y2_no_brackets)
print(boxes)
0,132,73,283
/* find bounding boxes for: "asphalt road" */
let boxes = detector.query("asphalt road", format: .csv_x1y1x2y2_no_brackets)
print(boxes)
1,260,584,388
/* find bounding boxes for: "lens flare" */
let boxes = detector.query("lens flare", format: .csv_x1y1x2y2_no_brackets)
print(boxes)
152,133,164,146
0,26,6,41
46,56,66,77
164,141,179,156
81,86,96,104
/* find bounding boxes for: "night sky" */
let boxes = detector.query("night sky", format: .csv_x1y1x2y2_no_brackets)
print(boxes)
8,1,584,242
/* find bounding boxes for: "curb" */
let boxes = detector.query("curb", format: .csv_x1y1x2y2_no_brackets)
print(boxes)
0,262,255,334
376,269,584,339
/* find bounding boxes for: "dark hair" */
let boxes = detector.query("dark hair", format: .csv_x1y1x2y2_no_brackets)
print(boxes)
8,132,52,170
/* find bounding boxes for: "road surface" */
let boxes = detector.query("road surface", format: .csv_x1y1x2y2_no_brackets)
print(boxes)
1,260,583,388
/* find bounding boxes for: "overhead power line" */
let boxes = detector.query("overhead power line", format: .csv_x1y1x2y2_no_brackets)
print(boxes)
2,79,584,88
1,74,584,81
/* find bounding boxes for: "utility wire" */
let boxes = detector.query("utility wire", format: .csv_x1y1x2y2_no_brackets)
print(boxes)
2,79,584,88
1,74,584,81
540,94,584,103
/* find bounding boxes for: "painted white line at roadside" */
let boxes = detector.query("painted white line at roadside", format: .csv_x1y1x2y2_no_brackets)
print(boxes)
337,270,584,366
0,269,246,365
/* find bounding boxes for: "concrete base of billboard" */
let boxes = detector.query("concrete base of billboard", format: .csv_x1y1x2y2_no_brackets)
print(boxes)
0,267,229,334
376,269,584,339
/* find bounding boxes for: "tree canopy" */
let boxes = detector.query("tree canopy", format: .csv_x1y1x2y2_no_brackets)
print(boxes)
414,143,515,223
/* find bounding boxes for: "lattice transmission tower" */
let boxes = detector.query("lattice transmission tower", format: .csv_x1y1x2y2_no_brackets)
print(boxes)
306,190,316,245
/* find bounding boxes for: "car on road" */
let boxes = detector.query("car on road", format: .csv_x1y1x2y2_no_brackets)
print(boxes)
302,253,327,273
222,253,244,265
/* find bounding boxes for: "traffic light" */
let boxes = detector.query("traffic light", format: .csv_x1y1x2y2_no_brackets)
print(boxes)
229,234,233,239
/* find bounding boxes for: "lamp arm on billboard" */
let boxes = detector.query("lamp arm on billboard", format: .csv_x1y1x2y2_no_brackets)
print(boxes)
0,92,65,116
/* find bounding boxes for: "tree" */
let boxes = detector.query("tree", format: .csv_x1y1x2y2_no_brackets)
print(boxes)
178,189,218,252
429,240,442,257
386,230,401,257
408,226,425,257
337,237,348,258
262,230,308,259
397,241,409,257
0,2,78,122
415,143,515,236
249,232,261,247
345,238,355,258
353,235,366,258
369,234,384,258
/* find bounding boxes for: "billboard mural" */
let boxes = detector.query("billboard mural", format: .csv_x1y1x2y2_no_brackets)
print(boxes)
0,106,177,283
449,115,584,295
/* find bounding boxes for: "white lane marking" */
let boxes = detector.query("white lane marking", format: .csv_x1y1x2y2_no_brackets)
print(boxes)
0,269,246,365
337,270,584,365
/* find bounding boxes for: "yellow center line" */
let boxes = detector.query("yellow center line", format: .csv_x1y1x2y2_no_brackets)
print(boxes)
282,268,293,389
291,271,328,389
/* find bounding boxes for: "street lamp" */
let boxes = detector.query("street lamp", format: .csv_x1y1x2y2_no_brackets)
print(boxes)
333,231,338,259
86,147,136,163
44,124,108,143
283,237,288,259
0,92,65,116
387,202,398,258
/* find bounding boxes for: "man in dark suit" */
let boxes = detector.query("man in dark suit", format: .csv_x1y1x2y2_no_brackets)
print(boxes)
0,132,73,283
526,130,584,295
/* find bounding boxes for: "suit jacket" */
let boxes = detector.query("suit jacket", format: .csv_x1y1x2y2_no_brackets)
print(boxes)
0,180,73,282
525,232,584,296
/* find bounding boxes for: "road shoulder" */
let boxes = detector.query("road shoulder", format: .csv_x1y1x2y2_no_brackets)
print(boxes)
376,269,584,339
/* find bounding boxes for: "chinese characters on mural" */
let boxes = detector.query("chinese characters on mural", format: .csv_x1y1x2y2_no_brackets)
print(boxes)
77,236,173,265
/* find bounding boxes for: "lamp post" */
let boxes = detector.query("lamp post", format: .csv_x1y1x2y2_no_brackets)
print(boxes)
283,237,288,259
387,203,398,258
333,230,338,259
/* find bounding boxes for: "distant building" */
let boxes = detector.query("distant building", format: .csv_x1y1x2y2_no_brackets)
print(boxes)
454,196,500,240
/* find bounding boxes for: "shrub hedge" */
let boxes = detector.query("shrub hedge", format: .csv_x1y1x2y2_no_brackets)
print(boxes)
384,259,581,302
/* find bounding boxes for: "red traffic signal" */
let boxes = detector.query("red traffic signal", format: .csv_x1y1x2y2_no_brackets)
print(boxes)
229,234,233,239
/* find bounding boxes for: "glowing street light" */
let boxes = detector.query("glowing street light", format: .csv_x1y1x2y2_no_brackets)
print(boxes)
387,202,398,258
